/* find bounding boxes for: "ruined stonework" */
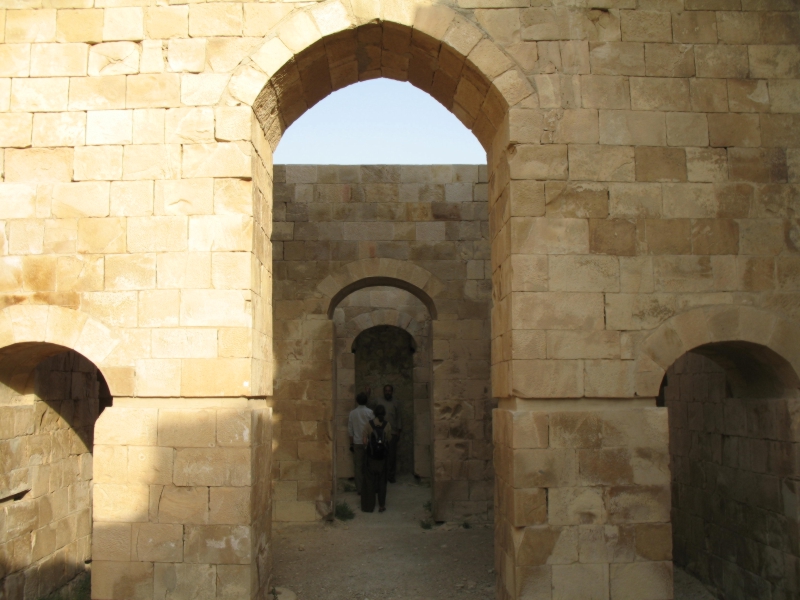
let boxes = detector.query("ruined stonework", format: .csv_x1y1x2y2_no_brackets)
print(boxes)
0,0,798,598
272,165,493,523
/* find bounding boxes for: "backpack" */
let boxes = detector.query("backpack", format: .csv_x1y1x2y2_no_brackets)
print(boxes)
367,420,388,460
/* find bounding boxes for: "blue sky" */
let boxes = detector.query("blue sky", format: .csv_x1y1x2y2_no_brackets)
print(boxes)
273,78,487,165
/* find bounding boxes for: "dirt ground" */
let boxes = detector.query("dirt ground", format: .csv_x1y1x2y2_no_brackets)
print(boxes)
271,476,715,600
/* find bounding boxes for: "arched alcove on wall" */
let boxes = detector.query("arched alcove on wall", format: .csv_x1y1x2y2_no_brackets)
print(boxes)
656,332,800,599
0,340,112,599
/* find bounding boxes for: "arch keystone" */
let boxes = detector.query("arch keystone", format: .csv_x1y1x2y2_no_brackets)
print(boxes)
8,305,49,343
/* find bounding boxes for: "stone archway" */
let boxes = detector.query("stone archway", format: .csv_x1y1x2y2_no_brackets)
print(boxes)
634,305,800,398
641,308,800,599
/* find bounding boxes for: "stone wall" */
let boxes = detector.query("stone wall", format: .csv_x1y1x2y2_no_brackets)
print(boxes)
0,0,799,597
272,164,492,522
665,352,800,600
493,406,673,600
91,403,272,600
0,351,99,600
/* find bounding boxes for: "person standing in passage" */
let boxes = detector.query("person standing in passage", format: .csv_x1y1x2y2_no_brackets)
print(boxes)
361,404,392,513
370,384,402,483
347,392,373,496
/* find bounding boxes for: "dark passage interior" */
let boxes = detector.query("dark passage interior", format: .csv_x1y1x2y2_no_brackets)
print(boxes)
354,325,416,477
662,344,800,600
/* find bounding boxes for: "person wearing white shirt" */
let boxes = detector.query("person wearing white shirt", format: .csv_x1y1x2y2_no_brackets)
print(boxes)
347,391,374,495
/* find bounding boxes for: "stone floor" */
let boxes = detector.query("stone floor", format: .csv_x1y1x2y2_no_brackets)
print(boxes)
271,476,716,600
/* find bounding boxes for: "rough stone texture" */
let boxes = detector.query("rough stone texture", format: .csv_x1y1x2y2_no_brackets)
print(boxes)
0,351,101,600
494,406,672,600
665,352,800,600
273,166,492,523
0,1,798,598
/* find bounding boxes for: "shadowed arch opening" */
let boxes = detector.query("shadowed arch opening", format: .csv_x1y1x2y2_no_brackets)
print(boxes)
0,342,113,599
659,340,800,599
253,20,519,151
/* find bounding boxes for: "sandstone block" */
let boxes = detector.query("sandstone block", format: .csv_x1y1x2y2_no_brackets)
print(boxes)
52,182,110,217
92,561,153,600
174,448,250,487
695,44,749,79
133,523,183,562
154,564,216,600
508,145,568,180
5,147,72,182
608,183,661,218
645,43,694,77
158,409,216,448
552,563,608,600
86,110,132,146
635,147,686,182
569,145,634,181
620,11,671,42
550,255,619,292
512,217,588,257
609,561,672,600
68,75,126,110
93,522,131,562
0,44,30,78
167,39,206,74
209,487,250,525
157,486,208,524
183,142,251,178
30,43,88,77
89,42,140,76
145,6,189,39
155,179,213,216
513,448,578,487
134,359,182,397
189,4,243,37
184,525,251,564
509,180,545,217
545,181,608,219
57,9,104,43
547,331,620,360
32,112,86,147
512,359,585,398
93,484,149,522
128,446,173,485
589,41,644,76
103,7,144,42
580,75,630,109
599,110,665,146
516,525,578,566
749,45,800,79
606,485,670,524
672,11,717,43
74,145,123,181
630,77,689,111
123,144,181,180
708,114,760,147
509,488,547,527
5,10,56,43
0,113,33,148
126,74,181,109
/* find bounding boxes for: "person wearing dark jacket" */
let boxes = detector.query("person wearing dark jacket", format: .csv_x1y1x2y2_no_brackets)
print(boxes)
361,404,393,513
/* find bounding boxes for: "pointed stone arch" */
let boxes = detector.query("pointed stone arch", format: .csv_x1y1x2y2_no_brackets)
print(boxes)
635,305,800,398
219,0,533,150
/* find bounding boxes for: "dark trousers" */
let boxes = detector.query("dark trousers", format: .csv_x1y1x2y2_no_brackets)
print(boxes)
361,458,387,512
387,434,400,482
352,444,366,494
